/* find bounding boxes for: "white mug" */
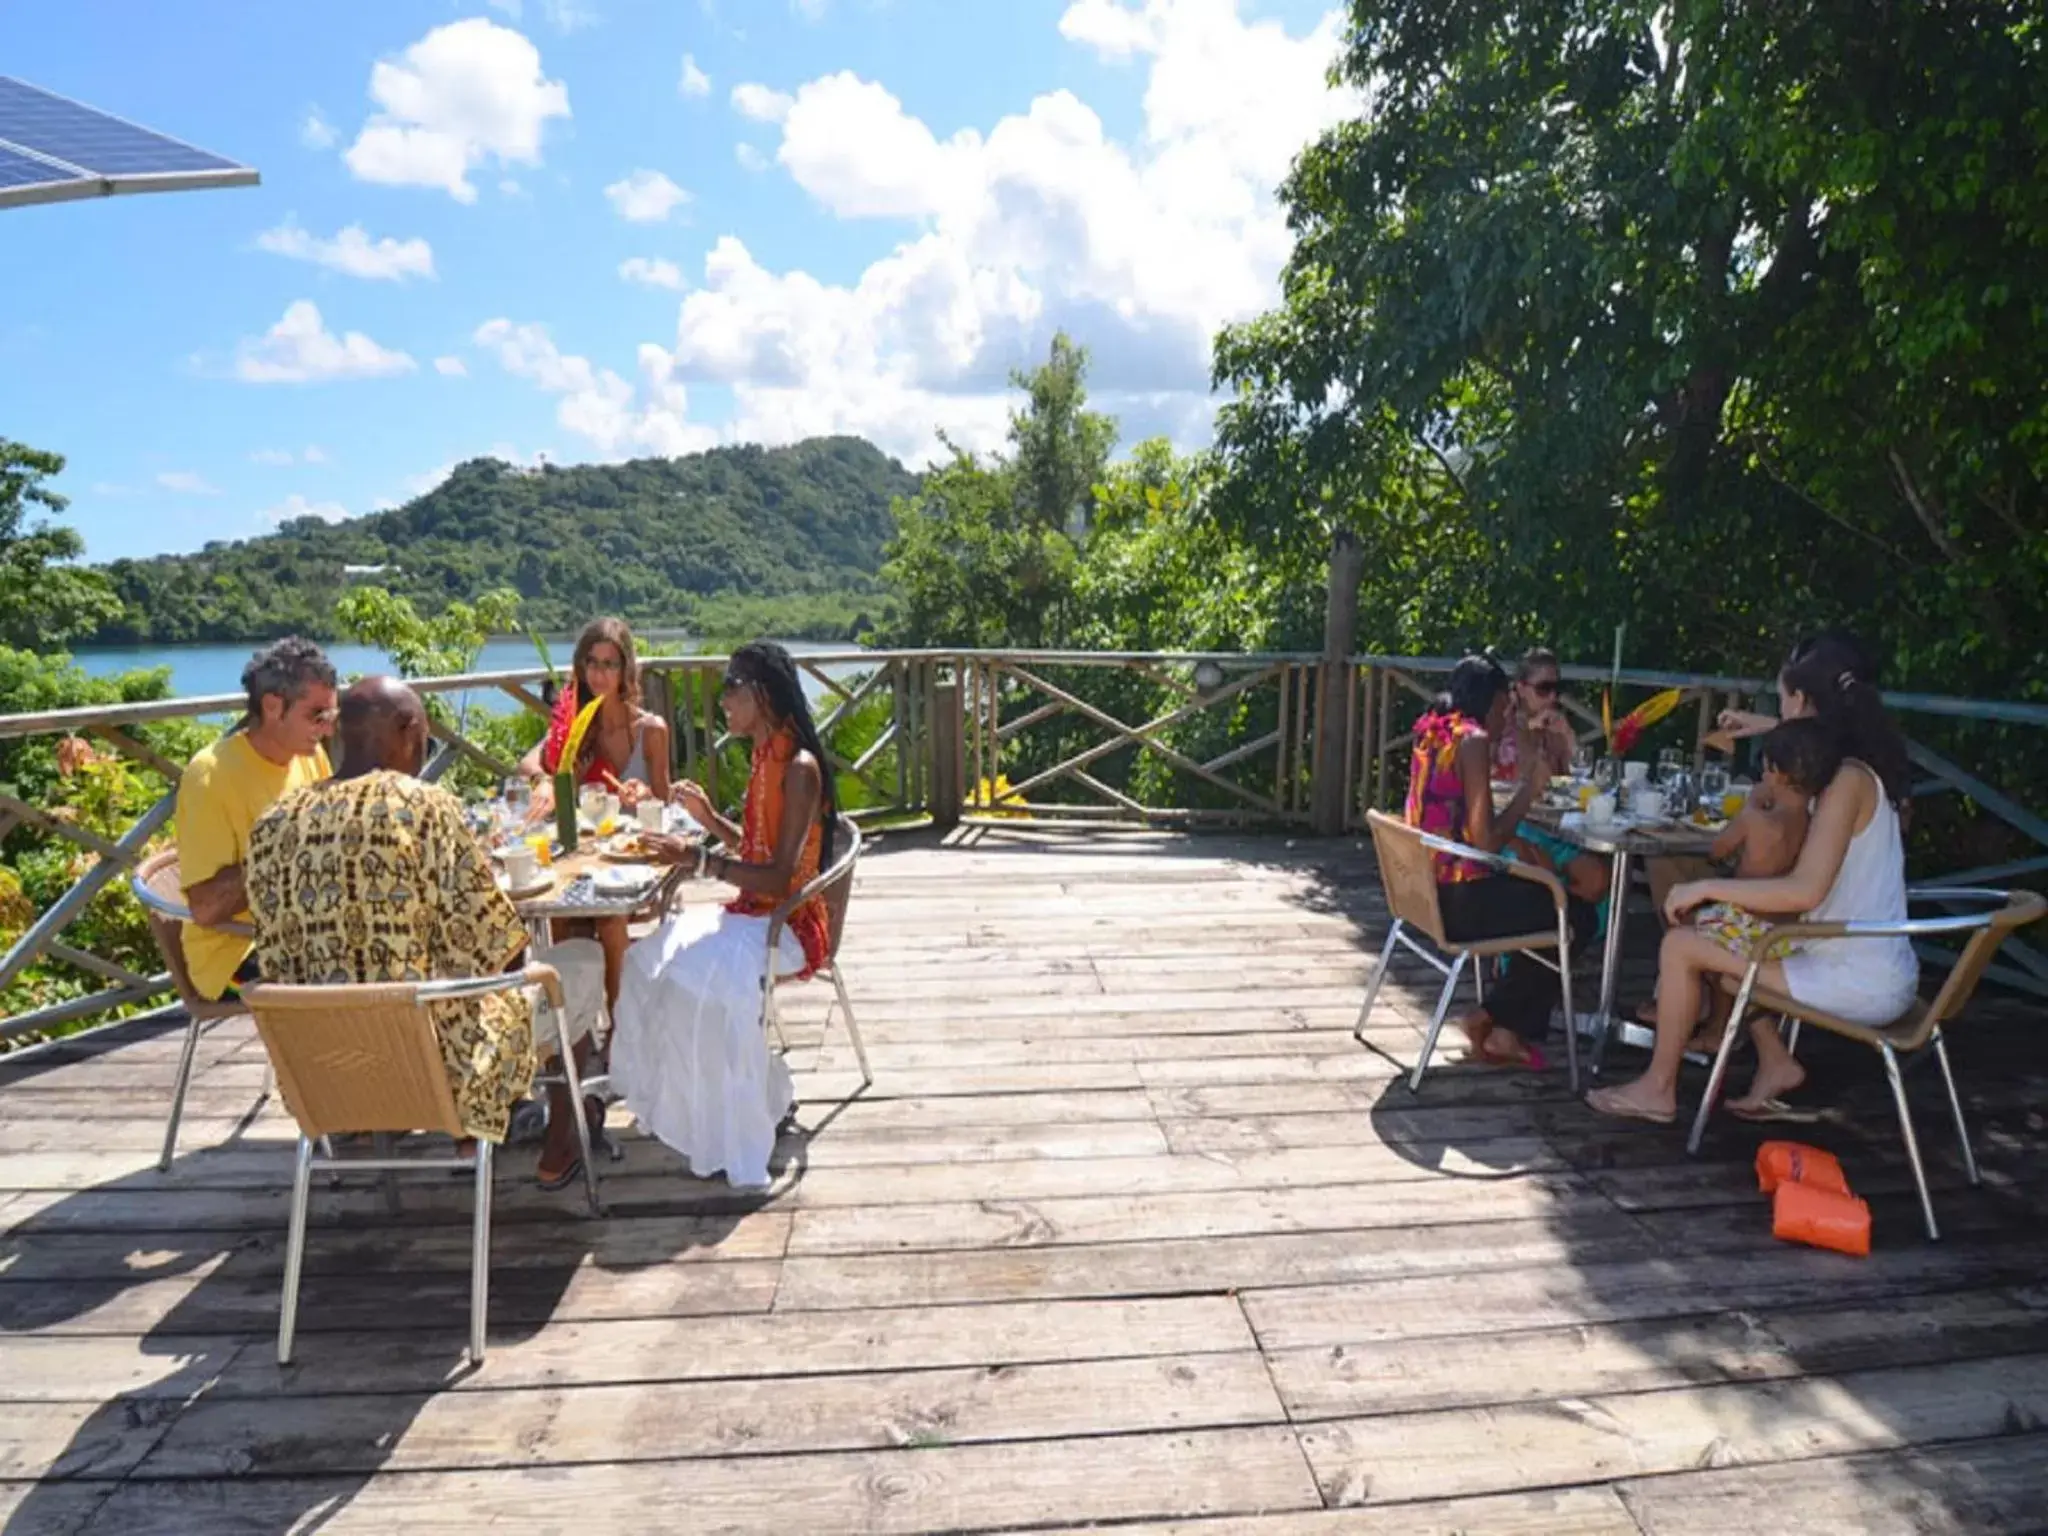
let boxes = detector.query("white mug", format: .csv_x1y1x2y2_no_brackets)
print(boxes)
504,847,540,889
1632,788,1667,821
1585,792,1619,826
636,799,666,832
1622,761,1650,785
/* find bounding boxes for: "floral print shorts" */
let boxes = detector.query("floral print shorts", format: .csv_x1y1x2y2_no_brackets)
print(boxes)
1695,901,1802,963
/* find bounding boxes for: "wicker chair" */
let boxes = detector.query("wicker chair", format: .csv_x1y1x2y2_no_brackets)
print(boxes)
1687,886,2047,1240
128,849,267,1170
241,963,565,1364
1356,809,1581,1094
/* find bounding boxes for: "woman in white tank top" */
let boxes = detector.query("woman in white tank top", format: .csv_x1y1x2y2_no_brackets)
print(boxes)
1589,636,1918,1126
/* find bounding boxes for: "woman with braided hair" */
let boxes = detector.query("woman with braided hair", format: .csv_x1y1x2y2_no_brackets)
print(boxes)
610,642,840,1187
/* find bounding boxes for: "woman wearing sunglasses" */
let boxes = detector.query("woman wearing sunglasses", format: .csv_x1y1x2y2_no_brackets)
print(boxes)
610,641,841,1189
1492,649,1612,919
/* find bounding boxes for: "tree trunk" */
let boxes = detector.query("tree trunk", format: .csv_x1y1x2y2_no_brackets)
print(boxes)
1311,529,1365,836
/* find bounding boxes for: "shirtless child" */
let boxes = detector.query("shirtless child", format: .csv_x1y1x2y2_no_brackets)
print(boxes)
1650,718,1843,1048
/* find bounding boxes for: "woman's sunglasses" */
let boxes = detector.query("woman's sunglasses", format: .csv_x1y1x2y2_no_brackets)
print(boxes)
1523,679,1560,698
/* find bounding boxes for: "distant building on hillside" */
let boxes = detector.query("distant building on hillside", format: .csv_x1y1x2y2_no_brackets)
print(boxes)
342,564,397,578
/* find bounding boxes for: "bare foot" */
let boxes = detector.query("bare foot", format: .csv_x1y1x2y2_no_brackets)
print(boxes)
1684,1026,1726,1056
1726,1060,1808,1115
1456,1009,1495,1057
1478,1031,1533,1066
1585,1080,1678,1124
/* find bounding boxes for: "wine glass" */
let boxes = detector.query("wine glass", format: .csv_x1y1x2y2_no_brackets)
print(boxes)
502,776,531,823
1700,763,1729,812
1593,757,1620,793
1570,740,1595,780
1656,747,1684,787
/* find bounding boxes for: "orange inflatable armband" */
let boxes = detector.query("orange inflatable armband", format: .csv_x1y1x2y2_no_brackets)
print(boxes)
1754,1140,1849,1196
1772,1181,1871,1257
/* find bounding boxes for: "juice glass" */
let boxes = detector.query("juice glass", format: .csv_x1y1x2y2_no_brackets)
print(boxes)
525,831,555,868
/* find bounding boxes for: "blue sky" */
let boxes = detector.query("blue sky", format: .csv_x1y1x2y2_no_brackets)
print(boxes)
2,0,1349,561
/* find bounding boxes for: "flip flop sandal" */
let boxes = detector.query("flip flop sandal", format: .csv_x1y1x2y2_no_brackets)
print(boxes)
536,1155,584,1192
1728,1096,1823,1124
1585,1089,1677,1126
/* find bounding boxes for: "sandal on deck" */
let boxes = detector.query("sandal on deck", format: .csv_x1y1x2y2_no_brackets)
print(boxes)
1585,1087,1677,1126
1728,1096,1824,1125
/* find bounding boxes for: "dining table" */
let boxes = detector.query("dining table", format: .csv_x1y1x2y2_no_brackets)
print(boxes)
1519,794,1722,1075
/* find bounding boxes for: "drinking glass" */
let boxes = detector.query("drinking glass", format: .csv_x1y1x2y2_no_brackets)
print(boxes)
501,776,530,829
1656,747,1684,786
1570,740,1595,780
1724,776,1753,820
1593,757,1620,793
1700,763,1729,810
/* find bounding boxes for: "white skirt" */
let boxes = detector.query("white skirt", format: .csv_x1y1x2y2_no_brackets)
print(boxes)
610,906,803,1189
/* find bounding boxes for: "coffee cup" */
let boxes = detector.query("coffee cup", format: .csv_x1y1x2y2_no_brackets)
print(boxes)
1623,761,1650,785
505,846,540,889
1585,792,1618,826
602,791,621,822
1632,787,1667,821
637,799,666,833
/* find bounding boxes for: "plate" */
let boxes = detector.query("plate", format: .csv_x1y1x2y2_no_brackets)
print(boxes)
497,871,555,900
590,864,658,897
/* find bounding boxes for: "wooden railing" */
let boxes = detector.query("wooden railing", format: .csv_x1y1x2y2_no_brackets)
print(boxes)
5,646,2046,1040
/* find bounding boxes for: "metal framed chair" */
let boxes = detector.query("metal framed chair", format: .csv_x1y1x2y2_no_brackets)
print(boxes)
760,818,871,1087
241,963,565,1364
129,849,267,1170
1687,887,2047,1240
1355,810,1581,1094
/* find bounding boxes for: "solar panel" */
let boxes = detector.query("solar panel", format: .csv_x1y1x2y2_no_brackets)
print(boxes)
0,76,257,210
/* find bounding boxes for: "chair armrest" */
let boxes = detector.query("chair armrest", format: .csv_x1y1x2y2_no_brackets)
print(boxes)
417,963,565,1010
129,872,254,938
1415,830,1569,907
1745,911,1995,962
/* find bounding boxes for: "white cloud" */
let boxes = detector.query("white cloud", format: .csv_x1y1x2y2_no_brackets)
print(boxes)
791,0,829,18
542,0,599,30
619,256,687,290
604,169,690,223
234,300,418,384
304,444,330,465
735,142,770,173
300,109,337,150
262,493,352,527
435,355,470,377
486,0,521,15
249,446,329,466
474,318,718,457
731,83,793,124
484,1,1354,465
156,470,219,495
255,220,437,281
679,54,712,97
343,18,570,203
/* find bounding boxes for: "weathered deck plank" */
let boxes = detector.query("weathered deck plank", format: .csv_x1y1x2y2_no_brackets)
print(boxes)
0,826,2041,1534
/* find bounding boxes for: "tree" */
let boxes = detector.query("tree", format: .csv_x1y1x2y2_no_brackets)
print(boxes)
0,440,121,649
1212,0,2048,693
1009,332,1117,536
876,334,1115,647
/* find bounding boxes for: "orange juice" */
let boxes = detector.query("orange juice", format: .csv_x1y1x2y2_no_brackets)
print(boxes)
1577,782,1596,809
525,832,554,868
1721,790,1746,819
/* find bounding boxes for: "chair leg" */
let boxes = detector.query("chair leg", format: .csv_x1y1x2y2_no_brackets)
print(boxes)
278,1135,314,1365
555,1009,603,1218
1780,1016,1802,1056
158,1012,205,1172
1354,924,1401,1042
470,1140,494,1364
1882,1042,1940,1241
1930,1028,1980,1186
1410,953,1468,1094
829,963,871,1088
1556,916,1580,1098
373,1132,401,1216
764,981,793,1055
1473,961,1486,1009
1687,966,1760,1155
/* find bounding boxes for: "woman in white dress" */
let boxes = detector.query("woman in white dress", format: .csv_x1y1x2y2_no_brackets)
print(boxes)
610,642,839,1188
1588,634,1917,1125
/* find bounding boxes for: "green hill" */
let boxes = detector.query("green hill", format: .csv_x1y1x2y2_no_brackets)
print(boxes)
89,436,921,643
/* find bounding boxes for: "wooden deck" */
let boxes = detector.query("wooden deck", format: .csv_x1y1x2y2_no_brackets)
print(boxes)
3,827,2047,1535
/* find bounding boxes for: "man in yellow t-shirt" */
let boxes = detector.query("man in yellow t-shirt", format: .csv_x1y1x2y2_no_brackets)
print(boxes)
176,638,338,999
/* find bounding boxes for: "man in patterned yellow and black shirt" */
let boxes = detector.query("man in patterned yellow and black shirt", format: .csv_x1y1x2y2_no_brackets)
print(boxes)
247,677,606,1176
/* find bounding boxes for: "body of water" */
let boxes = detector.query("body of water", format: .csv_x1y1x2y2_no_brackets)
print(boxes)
64,636,855,707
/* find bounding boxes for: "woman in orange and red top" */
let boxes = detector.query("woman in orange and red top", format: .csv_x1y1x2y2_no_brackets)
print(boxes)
1406,655,1592,1067
611,641,837,1187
